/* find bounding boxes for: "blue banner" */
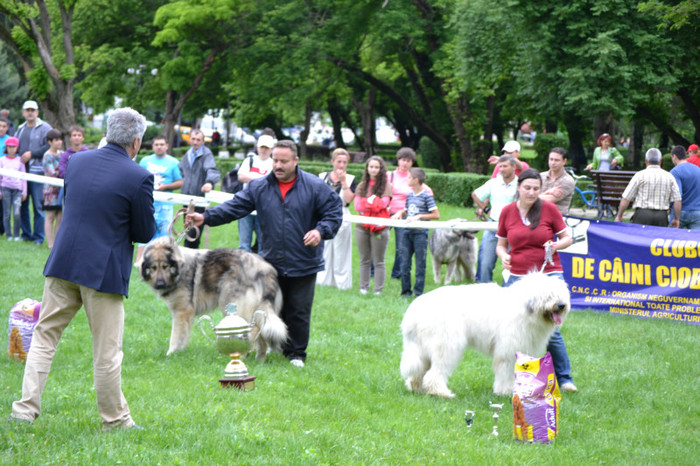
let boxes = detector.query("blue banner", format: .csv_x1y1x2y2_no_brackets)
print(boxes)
560,217,700,325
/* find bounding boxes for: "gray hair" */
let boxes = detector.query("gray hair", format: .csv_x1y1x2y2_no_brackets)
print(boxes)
106,107,146,150
498,155,516,166
645,148,662,164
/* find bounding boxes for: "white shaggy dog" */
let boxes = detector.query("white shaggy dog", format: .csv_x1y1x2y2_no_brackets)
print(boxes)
400,273,570,398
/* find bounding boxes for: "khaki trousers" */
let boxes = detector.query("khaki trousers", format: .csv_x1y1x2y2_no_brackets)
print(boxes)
355,224,390,293
12,277,134,429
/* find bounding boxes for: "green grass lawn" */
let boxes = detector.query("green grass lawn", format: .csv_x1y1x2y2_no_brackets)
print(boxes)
1,203,698,464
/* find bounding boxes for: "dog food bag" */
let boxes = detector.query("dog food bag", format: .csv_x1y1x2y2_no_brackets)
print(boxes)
512,351,561,443
8,298,41,362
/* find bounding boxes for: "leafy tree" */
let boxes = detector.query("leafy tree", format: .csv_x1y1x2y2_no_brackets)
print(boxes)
0,43,28,112
512,0,676,167
639,0,700,143
0,0,80,132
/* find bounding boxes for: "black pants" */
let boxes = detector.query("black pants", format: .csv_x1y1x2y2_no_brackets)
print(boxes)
631,208,668,227
278,273,317,361
183,205,206,249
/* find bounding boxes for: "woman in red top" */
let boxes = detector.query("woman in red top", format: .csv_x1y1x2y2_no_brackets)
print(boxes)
496,168,578,393
354,156,392,295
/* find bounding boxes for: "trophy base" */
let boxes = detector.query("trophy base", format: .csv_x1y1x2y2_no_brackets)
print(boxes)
219,376,256,391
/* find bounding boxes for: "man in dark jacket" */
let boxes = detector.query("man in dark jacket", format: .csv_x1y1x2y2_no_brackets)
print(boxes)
187,140,343,367
178,128,220,249
11,108,156,431
17,100,52,244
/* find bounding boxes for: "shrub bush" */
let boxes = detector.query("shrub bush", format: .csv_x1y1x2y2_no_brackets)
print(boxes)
532,133,569,170
418,136,442,170
204,158,488,207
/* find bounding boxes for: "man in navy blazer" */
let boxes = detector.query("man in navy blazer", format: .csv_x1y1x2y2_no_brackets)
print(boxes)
11,108,155,431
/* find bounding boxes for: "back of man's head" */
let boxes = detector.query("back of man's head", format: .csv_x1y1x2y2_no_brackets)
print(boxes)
645,148,662,165
671,145,686,160
106,108,146,150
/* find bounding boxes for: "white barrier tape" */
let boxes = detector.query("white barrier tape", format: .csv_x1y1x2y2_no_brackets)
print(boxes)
0,168,495,231
344,214,496,231
0,168,211,208
0,168,64,187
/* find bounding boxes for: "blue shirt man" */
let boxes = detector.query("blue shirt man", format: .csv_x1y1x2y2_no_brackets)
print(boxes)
671,145,700,229
135,135,183,265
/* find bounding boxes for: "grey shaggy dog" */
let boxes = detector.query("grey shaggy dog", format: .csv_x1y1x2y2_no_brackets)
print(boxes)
140,236,287,357
429,228,478,285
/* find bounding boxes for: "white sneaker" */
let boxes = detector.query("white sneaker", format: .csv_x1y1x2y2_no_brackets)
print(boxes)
373,291,382,296
360,289,368,295
289,358,305,368
561,382,578,393
14,237,21,242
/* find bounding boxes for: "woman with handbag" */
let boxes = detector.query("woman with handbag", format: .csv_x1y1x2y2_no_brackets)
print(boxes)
354,156,392,295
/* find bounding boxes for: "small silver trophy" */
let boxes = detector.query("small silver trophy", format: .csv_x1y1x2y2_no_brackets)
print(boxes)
489,402,504,437
464,410,475,432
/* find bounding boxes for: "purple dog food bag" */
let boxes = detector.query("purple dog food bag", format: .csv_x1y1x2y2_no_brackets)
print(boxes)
8,298,41,362
512,351,561,443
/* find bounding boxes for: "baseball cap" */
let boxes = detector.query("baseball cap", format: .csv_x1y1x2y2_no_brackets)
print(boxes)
5,136,19,146
22,100,39,110
686,144,699,154
257,134,275,148
502,140,521,153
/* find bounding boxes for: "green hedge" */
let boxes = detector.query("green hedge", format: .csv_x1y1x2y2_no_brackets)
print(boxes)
298,161,487,207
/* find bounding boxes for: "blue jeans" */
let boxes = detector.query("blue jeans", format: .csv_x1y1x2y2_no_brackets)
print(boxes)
476,228,498,283
391,227,407,278
401,229,428,296
673,210,700,230
2,187,22,238
504,272,574,386
20,180,45,243
238,213,260,252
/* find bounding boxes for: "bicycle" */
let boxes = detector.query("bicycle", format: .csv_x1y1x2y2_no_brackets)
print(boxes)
565,167,597,212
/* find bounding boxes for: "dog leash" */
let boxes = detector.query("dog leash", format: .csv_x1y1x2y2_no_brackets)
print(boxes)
168,200,201,245
540,241,555,272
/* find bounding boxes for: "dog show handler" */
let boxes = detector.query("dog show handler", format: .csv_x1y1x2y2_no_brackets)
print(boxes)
186,140,343,368
10,108,155,430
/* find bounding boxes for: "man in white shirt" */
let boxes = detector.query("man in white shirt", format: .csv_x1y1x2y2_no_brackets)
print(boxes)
237,134,274,251
472,155,518,283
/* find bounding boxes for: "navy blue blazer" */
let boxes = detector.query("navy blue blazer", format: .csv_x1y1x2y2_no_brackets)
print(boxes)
44,143,155,297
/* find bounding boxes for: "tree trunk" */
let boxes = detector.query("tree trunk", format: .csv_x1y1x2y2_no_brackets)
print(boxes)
677,87,700,143
563,112,586,171
630,121,645,169
327,98,345,149
636,105,689,147
163,90,179,149
354,89,376,157
447,98,473,172
594,111,615,141
299,102,312,158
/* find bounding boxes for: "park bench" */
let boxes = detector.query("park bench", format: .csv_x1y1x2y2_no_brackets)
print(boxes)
590,170,637,219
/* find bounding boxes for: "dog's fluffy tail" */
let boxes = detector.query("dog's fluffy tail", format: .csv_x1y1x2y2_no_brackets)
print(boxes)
262,313,288,352
400,336,426,379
